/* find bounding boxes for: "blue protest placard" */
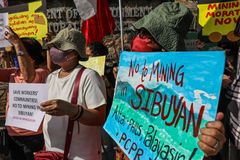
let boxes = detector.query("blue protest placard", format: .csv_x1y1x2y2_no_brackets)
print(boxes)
104,51,225,160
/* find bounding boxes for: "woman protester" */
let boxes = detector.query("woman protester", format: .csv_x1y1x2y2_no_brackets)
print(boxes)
0,27,49,160
39,28,107,160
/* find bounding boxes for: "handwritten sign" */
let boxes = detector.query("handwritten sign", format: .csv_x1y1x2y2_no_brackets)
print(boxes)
5,83,48,132
198,1,240,36
7,1,48,42
0,13,11,47
79,56,106,76
104,51,225,160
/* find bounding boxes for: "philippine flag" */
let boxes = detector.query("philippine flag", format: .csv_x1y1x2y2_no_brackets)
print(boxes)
74,0,115,44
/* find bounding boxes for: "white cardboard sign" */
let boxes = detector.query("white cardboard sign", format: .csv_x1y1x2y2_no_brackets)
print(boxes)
5,83,48,132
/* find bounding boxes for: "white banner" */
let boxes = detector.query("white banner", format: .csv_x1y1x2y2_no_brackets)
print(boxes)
5,83,48,132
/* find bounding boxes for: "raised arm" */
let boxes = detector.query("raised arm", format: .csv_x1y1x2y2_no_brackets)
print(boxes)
4,27,35,83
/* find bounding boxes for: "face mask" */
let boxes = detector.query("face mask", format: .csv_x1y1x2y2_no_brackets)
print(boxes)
49,47,69,64
131,34,162,52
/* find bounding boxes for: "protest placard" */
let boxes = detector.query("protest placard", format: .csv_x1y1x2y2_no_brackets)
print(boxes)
104,51,225,160
5,83,48,132
198,1,240,40
79,56,106,76
0,13,11,48
0,0,48,43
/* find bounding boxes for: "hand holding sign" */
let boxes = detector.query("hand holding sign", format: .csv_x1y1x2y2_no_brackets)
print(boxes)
5,83,48,132
40,99,78,118
198,112,226,157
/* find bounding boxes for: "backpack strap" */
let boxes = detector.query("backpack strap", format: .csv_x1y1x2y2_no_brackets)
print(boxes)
63,67,85,160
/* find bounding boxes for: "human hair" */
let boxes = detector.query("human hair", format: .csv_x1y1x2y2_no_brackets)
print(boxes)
21,37,44,66
87,42,109,56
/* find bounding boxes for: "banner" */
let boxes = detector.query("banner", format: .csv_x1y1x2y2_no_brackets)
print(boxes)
79,56,106,76
198,1,240,39
5,83,48,132
104,51,225,160
0,0,48,42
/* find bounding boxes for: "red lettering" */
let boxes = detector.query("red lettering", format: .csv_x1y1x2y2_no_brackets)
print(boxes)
175,65,184,87
235,9,240,16
160,65,167,82
174,102,187,131
186,104,205,137
149,61,159,82
234,17,239,23
131,84,144,110
128,142,137,155
151,91,162,116
141,88,154,112
169,63,176,81
228,10,235,16
165,96,184,126
208,4,217,10
232,1,239,8
206,12,215,18
222,11,229,17
215,11,221,17
215,18,223,25
134,148,144,160
221,3,229,9
161,95,174,120
225,18,232,24
128,59,135,77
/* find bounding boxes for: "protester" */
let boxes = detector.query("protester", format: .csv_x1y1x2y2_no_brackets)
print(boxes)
0,27,49,160
86,42,109,57
86,41,115,107
39,28,107,160
215,46,240,160
217,20,240,160
126,2,226,159
86,41,116,160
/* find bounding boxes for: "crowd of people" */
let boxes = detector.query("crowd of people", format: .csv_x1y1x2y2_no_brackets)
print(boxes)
0,1,239,160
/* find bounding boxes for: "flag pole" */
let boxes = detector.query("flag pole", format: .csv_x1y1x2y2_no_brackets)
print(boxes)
118,0,124,51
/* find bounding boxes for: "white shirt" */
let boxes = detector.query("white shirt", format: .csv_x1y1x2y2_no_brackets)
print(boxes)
43,65,107,160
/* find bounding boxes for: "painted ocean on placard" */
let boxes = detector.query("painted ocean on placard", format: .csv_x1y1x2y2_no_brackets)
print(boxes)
104,51,225,160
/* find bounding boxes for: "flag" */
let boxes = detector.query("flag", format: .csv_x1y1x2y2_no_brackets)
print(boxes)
0,0,8,8
74,0,115,44
74,0,97,20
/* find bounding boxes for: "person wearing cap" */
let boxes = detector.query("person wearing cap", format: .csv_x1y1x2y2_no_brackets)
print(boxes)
0,27,49,160
40,28,107,160
129,2,226,158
